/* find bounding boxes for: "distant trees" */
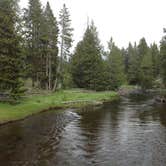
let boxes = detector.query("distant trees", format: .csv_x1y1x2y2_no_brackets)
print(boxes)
138,38,153,90
107,38,126,90
150,43,160,79
0,0,24,100
127,43,139,85
160,29,166,86
71,23,165,91
124,38,161,90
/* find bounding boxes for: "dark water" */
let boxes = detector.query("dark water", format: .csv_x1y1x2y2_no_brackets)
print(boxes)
0,95,166,166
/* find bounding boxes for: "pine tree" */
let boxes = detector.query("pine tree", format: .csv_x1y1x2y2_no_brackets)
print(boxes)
122,47,129,74
0,0,24,100
107,38,126,90
127,42,140,84
71,22,104,91
42,2,59,91
58,4,73,88
138,38,153,89
140,50,153,90
23,0,44,88
150,43,160,79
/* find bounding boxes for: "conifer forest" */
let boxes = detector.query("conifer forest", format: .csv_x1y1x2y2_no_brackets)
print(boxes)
0,0,166,101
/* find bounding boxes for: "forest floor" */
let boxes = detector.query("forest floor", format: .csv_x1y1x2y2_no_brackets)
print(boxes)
0,89,119,125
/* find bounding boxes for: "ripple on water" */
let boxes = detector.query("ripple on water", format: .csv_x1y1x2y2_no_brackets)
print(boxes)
0,95,166,166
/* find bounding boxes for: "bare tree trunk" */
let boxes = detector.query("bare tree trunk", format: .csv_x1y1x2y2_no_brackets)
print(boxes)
52,78,57,92
48,54,52,90
53,34,64,92
52,61,60,92
46,54,49,90
32,78,35,87
59,34,64,88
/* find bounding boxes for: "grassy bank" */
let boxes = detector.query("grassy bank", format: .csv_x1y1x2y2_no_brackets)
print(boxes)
0,90,119,124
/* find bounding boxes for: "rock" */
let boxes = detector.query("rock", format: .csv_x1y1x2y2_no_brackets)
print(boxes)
155,96,166,103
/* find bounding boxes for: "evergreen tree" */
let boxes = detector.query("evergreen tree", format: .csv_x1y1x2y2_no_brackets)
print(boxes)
140,50,153,90
122,47,129,74
138,38,153,89
58,4,73,88
42,2,59,91
160,29,166,87
23,0,44,87
0,0,24,100
107,38,126,90
127,42,140,84
150,43,160,79
71,22,104,91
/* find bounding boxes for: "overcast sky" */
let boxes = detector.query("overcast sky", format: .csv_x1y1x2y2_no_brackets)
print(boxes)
20,0,166,49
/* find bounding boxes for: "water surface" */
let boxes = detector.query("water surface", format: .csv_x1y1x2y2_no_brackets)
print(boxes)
0,94,166,166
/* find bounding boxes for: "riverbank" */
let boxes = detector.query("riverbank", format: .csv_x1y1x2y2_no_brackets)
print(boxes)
118,85,141,96
0,90,119,125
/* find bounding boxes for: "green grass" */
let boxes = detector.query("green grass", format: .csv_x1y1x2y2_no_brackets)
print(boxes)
0,90,119,124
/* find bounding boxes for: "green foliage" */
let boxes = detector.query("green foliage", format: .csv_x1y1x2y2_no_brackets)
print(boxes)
62,61,74,89
150,43,160,79
71,22,105,91
160,29,166,87
0,0,24,100
107,38,126,90
23,0,44,86
58,4,73,88
140,50,153,90
23,0,59,90
127,43,140,84
42,2,59,90
127,38,154,90
59,4,73,59
139,38,153,89
0,0,164,100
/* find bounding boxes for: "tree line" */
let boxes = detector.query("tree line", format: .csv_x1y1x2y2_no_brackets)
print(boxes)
71,24,165,91
0,0,166,101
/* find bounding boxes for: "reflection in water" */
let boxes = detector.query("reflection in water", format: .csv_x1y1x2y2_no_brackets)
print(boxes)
0,95,166,166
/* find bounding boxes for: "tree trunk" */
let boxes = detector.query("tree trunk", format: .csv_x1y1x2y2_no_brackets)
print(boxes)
46,55,49,90
48,54,52,90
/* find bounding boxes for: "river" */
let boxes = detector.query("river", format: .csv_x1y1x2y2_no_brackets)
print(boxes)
0,94,166,166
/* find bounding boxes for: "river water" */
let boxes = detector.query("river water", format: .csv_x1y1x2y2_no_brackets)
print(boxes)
0,94,166,166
